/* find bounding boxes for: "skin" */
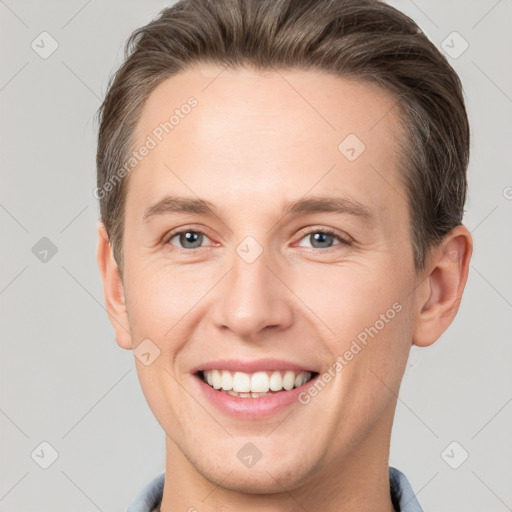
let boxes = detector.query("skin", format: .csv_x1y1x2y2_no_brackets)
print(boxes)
97,64,472,512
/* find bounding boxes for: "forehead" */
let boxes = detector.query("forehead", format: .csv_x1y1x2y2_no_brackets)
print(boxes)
128,64,407,226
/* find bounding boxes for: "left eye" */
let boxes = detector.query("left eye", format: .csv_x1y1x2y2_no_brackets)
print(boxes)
296,230,347,249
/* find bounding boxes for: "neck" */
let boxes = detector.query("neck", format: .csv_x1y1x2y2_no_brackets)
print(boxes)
159,403,397,512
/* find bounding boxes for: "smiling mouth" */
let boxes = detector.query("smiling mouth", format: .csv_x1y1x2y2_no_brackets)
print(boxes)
196,369,319,398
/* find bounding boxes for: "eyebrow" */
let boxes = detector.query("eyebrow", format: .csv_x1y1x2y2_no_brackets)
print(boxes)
143,194,373,223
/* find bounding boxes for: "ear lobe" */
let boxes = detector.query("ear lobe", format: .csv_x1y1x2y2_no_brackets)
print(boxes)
413,225,473,347
96,221,133,350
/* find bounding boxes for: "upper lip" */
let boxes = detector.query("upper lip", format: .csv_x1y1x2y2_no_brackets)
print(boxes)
191,358,318,374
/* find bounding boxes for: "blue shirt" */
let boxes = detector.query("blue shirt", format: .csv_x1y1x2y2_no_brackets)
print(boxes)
126,466,423,511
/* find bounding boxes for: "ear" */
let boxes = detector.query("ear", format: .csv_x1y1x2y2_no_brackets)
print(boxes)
413,225,473,347
96,221,133,350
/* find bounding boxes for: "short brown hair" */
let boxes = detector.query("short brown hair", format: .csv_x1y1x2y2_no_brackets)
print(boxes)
96,0,469,275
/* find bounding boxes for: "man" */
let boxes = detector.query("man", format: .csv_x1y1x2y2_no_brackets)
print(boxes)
95,0,472,510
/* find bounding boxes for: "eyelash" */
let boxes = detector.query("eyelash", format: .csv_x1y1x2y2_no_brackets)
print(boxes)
163,226,352,251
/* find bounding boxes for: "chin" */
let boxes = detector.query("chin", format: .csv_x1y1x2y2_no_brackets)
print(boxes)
191,448,316,495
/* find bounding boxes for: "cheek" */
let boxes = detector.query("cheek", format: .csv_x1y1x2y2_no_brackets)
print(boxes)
291,264,401,333
293,263,414,378
123,263,197,340
339,296,414,407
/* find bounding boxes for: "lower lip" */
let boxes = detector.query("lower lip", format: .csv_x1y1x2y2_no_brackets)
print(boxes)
193,373,319,419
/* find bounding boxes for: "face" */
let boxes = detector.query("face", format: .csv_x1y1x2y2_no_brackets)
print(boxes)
109,65,425,492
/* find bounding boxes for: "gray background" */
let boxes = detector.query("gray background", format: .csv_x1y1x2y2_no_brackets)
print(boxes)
1,1,511,511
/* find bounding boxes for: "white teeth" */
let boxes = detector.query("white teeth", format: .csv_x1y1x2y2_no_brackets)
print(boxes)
201,369,313,394
221,370,233,390
294,372,309,387
282,371,295,390
232,372,251,392
251,372,269,392
269,371,283,391
211,369,221,389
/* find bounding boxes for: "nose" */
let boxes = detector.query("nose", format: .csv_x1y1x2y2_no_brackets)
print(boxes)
211,246,294,341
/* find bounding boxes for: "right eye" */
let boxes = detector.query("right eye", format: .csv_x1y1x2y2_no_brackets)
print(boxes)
166,229,213,250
